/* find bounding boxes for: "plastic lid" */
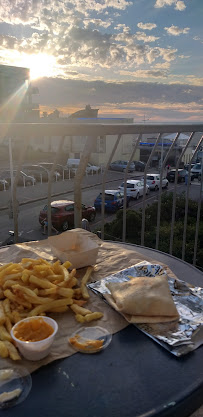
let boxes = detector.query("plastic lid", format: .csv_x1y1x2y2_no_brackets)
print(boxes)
0,366,32,409
69,326,112,354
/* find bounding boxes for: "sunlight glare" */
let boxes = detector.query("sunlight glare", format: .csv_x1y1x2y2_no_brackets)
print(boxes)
22,53,57,80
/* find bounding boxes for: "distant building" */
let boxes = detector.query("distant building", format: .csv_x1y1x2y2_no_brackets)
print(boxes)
32,104,140,165
0,64,39,122
68,104,99,119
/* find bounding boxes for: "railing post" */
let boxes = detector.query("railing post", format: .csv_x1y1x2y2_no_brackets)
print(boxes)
169,132,195,255
141,133,162,246
101,134,122,240
12,136,29,243
47,136,65,236
74,136,97,229
155,133,180,250
122,133,142,242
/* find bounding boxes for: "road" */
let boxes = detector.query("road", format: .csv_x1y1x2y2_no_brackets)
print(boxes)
0,173,201,245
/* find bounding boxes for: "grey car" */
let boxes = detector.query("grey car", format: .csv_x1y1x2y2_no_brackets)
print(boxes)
109,160,135,172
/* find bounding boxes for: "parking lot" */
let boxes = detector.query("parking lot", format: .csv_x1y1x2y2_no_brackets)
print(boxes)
0,166,201,245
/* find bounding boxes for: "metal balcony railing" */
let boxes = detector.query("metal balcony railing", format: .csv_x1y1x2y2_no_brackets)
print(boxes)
0,122,203,269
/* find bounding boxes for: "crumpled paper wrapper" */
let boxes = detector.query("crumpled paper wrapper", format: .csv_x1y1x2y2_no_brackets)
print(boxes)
48,229,100,269
0,233,184,373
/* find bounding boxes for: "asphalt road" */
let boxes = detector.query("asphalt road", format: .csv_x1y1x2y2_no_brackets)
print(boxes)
0,172,201,245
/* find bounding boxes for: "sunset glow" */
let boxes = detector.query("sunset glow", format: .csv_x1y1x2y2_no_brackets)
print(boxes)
0,0,202,121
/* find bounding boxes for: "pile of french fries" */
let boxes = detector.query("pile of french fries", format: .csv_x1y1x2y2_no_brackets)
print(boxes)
0,258,103,360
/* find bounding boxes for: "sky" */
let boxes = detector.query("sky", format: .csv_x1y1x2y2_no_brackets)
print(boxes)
0,0,203,122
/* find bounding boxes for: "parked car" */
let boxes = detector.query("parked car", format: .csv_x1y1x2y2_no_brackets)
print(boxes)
0,179,9,191
37,163,61,181
145,174,168,190
118,180,150,199
133,161,146,172
66,159,100,174
184,163,196,171
166,169,195,183
94,190,130,212
0,170,36,186
23,165,49,182
39,200,96,231
109,160,135,172
191,163,202,179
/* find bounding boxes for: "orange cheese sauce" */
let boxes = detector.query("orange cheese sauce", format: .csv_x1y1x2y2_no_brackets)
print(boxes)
69,335,104,351
14,318,54,342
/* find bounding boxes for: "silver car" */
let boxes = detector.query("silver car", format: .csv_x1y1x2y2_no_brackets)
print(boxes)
109,160,135,172
146,174,168,190
118,180,150,199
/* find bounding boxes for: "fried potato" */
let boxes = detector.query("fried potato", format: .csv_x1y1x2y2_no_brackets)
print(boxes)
0,341,9,358
70,304,92,316
2,298,11,316
0,325,12,342
57,288,74,298
72,299,87,306
3,289,32,309
29,275,56,289
85,312,103,322
48,306,69,313
28,297,73,316
75,314,86,323
38,288,57,296
4,341,21,360
73,311,103,323
5,316,12,333
80,266,93,300
0,301,6,325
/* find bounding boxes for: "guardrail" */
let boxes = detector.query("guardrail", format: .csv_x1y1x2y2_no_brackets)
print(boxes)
0,122,203,269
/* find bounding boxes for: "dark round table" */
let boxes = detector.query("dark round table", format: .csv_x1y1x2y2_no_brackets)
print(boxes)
3,244,203,417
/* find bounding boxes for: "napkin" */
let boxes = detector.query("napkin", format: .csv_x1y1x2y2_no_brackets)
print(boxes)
48,229,100,269
105,275,179,323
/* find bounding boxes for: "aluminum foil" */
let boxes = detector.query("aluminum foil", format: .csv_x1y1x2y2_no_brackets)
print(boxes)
88,261,203,356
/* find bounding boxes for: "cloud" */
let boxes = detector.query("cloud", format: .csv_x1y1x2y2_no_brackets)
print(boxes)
120,69,168,78
135,32,159,43
83,18,112,29
175,1,186,11
33,77,203,108
164,25,190,36
0,0,133,30
154,0,186,10
193,36,203,44
137,22,157,30
30,76,203,122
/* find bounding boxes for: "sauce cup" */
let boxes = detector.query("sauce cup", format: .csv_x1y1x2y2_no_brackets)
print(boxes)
11,316,58,361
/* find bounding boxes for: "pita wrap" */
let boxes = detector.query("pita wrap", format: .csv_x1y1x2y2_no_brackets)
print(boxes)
105,275,179,324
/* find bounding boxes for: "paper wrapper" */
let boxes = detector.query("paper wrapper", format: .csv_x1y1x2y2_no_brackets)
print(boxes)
0,235,199,373
48,229,100,269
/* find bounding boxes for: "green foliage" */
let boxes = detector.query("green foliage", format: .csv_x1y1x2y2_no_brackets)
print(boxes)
104,193,203,269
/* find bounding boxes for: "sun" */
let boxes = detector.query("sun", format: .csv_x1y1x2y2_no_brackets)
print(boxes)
28,54,57,80
18,53,57,80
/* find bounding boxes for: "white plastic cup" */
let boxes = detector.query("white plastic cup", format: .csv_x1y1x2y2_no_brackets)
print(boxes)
11,316,58,361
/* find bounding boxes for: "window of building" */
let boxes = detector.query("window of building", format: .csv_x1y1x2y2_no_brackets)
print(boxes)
97,136,106,153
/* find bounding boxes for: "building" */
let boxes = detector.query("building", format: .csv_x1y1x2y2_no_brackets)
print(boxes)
0,64,39,123
32,105,140,165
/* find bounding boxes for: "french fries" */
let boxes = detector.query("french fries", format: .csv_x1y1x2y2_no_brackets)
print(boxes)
0,257,103,361
80,266,93,299
0,301,6,325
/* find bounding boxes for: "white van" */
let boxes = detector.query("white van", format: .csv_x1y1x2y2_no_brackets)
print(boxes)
66,159,100,174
